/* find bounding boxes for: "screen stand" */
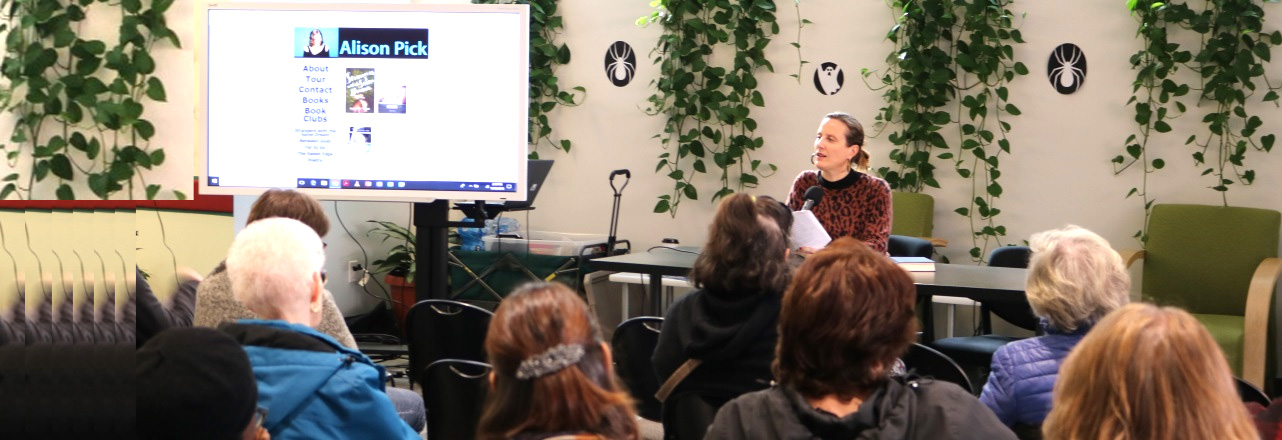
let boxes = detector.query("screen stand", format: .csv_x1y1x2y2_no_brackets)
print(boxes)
415,200,462,302
413,200,533,302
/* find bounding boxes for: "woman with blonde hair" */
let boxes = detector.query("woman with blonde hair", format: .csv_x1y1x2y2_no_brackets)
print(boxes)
478,282,639,440
979,225,1130,427
1043,303,1257,440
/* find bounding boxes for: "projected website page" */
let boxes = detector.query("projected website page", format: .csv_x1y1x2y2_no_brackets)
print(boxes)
204,8,525,195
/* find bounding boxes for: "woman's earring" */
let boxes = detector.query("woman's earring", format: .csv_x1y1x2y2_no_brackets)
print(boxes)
809,153,818,165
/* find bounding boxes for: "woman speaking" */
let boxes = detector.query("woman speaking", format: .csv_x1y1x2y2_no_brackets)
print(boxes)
786,112,892,254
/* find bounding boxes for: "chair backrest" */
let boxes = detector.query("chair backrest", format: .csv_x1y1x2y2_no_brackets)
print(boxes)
888,235,933,258
662,392,720,440
1235,375,1271,406
1145,204,1280,315
985,246,1040,331
901,343,974,393
891,192,934,238
405,300,494,387
611,316,664,421
424,359,491,440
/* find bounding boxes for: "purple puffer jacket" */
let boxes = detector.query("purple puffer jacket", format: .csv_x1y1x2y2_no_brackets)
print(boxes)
978,320,1092,427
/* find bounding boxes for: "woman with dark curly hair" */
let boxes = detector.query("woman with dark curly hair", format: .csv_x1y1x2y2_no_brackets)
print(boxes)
706,238,1014,439
651,193,792,435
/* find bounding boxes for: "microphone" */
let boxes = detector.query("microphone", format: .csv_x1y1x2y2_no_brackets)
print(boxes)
801,186,823,211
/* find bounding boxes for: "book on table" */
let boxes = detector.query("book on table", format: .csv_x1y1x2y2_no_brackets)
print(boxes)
891,256,936,272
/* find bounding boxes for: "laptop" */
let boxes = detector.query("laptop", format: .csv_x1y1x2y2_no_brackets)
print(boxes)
456,159,553,211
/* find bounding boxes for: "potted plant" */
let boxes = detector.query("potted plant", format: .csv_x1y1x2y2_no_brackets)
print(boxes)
367,220,416,333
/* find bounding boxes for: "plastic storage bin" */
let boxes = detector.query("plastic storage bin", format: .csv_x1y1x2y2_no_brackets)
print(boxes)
483,231,609,257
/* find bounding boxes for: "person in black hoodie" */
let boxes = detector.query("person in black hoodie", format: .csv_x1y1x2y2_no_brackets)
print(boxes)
651,193,793,437
705,238,1016,440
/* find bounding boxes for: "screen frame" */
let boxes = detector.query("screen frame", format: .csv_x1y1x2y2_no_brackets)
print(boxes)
195,1,529,203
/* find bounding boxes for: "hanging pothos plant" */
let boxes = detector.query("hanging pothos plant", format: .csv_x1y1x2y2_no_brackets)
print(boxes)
1117,0,1279,244
788,0,811,84
0,0,183,200
640,0,779,217
1115,0,1193,244
864,0,956,193
951,0,1027,262
474,0,585,159
867,0,1027,263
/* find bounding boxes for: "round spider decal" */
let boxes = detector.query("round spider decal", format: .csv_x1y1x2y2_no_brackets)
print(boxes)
1047,43,1086,94
813,62,844,95
604,41,635,87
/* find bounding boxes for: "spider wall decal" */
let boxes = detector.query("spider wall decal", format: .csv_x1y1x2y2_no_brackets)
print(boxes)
1047,43,1087,95
604,41,635,87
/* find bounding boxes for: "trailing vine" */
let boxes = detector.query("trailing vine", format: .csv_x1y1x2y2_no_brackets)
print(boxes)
951,0,1027,262
1117,0,1279,243
863,0,956,193
0,0,184,200
867,0,1026,262
788,0,811,84
474,0,585,159
1183,0,1280,201
641,0,779,216
1115,0,1192,244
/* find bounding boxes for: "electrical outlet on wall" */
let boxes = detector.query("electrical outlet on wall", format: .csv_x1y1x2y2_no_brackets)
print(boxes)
348,260,362,283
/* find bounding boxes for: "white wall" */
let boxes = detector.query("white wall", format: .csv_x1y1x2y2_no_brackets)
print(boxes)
0,2,194,200
137,0,1282,312
530,0,1282,262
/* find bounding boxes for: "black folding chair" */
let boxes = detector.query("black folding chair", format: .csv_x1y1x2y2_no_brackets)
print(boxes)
931,246,1037,387
424,359,491,440
1236,376,1271,406
612,316,664,421
663,392,720,440
888,235,934,258
405,300,493,390
901,343,974,393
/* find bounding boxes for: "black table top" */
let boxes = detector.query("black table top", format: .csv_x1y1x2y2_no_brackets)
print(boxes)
910,264,1028,303
590,248,1029,303
589,248,699,277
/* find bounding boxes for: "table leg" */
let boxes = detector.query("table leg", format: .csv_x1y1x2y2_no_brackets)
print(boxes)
621,283,630,321
648,274,662,316
921,295,935,342
946,304,955,338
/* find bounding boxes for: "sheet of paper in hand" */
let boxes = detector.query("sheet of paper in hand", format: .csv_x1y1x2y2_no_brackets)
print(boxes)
790,210,831,249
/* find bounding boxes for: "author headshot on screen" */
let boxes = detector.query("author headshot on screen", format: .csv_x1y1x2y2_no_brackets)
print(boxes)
299,28,333,58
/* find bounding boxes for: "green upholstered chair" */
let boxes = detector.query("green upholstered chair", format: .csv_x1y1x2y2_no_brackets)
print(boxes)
891,192,947,247
1121,204,1282,389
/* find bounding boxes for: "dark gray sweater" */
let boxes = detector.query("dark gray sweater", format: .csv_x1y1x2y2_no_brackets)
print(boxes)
706,378,1016,440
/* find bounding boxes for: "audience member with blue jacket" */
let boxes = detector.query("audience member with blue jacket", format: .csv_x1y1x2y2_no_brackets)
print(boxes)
978,225,1131,428
220,218,419,440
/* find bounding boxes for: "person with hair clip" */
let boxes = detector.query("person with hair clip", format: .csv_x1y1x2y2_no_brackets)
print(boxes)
787,112,892,254
706,238,1014,439
1043,303,1258,440
478,282,639,440
651,193,792,437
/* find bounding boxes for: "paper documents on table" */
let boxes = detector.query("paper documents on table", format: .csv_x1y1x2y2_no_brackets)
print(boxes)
790,210,831,249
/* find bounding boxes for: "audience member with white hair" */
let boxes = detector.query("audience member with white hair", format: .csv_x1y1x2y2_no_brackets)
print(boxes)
978,225,1131,429
218,218,418,440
